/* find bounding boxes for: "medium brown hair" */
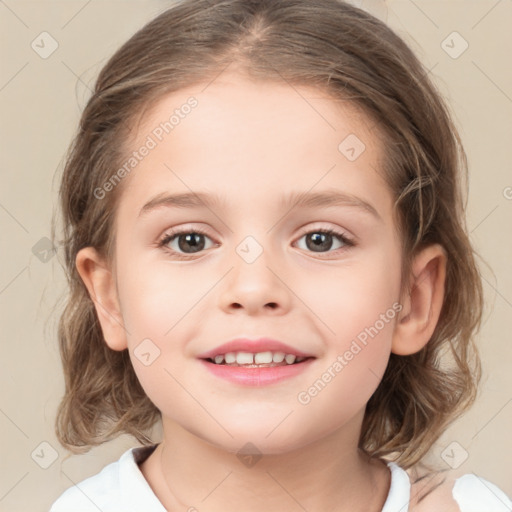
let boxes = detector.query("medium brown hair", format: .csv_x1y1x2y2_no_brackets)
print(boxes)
52,0,484,468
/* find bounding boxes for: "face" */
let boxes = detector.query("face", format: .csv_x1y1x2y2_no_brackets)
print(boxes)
109,73,403,454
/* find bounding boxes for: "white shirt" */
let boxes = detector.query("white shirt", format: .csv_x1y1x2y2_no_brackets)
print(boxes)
50,445,512,511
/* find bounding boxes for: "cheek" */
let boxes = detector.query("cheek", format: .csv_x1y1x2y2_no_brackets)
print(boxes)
117,258,207,343
115,260,212,413
294,294,399,437
293,247,401,404
300,246,402,344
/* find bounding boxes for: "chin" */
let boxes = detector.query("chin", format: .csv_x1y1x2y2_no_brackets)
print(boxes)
198,422,314,457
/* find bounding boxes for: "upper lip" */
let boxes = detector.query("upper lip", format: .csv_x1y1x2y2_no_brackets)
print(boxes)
197,338,316,360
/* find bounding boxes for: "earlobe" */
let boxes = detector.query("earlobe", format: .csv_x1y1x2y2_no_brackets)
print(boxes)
75,247,128,351
391,244,447,356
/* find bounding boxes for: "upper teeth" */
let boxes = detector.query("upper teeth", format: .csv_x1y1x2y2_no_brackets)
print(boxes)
212,351,304,365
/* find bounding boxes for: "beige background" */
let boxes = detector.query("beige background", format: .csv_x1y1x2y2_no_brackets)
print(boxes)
0,1,511,510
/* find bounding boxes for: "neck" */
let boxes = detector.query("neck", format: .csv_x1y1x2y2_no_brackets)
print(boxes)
140,413,390,512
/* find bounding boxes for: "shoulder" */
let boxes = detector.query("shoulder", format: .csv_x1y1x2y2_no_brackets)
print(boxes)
49,452,125,512
49,445,164,512
406,465,512,512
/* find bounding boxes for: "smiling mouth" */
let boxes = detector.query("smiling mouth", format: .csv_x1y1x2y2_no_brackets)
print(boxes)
204,351,314,367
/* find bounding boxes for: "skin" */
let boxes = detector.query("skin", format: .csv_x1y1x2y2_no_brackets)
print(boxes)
76,72,447,512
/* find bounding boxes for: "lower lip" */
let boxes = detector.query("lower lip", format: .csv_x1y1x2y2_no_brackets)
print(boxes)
199,358,315,386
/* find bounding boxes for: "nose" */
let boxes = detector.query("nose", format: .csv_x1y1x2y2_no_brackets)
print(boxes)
218,246,292,316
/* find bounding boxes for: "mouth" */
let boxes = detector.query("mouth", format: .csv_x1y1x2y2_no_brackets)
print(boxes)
197,338,316,385
199,350,316,386
203,351,313,367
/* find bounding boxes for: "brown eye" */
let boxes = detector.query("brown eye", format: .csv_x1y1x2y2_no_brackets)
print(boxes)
173,233,206,253
158,228,215,257
295,229,353,254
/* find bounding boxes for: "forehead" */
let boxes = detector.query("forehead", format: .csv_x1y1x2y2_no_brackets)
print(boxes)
134,73,377,150
117,73,389,219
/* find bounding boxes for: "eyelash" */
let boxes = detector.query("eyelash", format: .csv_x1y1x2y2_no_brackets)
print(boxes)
157,226,355,260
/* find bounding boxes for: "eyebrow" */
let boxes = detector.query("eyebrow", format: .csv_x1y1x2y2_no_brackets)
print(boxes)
138,189,381,220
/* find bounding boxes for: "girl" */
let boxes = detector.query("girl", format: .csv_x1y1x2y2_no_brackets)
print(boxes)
50,0,512,510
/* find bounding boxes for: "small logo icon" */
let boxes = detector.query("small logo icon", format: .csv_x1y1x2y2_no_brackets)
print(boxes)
236,442,263,468
134,338,161,366
338,134,366,161
236,236,263,264
441,31,469,59
32,237,57,263
31,441,59,469
441,441,468,469
31,31,59,59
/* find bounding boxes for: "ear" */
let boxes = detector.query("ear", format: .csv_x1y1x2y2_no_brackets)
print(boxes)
75,247,128,351
392,244,447,355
